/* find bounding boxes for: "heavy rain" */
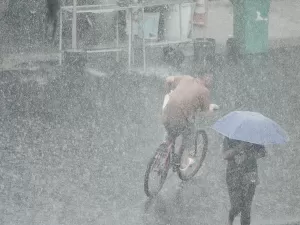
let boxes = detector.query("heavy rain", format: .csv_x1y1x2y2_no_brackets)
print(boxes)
0,0,300,225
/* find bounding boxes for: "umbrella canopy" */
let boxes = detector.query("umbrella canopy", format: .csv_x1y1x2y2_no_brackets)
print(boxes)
212,111,289,145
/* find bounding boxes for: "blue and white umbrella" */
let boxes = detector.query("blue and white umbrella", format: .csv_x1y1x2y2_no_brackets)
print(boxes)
212,111,289,145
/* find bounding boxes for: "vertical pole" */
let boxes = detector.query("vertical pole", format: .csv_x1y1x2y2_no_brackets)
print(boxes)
72,0,77,49
204,0,208,41
59,8,63,65
179,3,182,41
132,10,135,65
128,8,132,70
116,11,120,62
203,0,208,68
191,2,195,39
143,6,146,72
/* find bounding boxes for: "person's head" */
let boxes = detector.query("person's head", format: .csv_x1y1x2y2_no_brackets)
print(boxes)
188,67,214,88
194,73,213,89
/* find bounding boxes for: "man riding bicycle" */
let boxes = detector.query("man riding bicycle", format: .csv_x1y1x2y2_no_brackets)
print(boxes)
162,74,219,169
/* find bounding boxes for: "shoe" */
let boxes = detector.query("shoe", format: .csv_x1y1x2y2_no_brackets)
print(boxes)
180,157,196,172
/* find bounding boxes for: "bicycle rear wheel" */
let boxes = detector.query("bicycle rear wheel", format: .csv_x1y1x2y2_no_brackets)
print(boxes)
177,130,208,181
144,143,171,197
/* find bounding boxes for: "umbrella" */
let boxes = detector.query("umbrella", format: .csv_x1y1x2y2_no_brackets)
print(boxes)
212,111,289,145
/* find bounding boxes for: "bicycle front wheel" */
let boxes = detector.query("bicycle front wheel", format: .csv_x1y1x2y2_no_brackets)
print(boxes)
177,130,208,181
144,143,171,198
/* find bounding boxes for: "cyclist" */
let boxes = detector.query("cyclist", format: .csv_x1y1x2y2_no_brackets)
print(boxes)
162,74,219,169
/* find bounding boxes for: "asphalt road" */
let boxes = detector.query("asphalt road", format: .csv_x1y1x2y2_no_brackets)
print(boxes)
1,47,300,225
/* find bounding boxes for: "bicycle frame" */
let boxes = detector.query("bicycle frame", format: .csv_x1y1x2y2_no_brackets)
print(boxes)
157,137,180,173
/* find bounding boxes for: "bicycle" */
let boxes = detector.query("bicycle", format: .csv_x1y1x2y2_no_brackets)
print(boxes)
144,129,208,198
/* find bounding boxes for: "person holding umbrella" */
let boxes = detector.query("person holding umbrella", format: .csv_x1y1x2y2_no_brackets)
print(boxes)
212,111,288,225
222,138,266,225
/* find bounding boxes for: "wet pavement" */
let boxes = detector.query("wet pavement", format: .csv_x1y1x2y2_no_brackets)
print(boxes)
1,47,300,225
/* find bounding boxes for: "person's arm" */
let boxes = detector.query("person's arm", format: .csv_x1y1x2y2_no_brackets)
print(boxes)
196,90,215,117
222,138,243,160
202,90,211,112
223,148,243,160
249,145,267,159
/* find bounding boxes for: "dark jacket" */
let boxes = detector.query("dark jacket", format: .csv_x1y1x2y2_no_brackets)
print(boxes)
222,137,266,187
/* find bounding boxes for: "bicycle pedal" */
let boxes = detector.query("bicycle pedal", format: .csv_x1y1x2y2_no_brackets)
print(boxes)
180,158,196,171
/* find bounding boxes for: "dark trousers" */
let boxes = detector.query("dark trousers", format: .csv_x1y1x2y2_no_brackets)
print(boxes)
227,177,256,225
164,119,195,152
